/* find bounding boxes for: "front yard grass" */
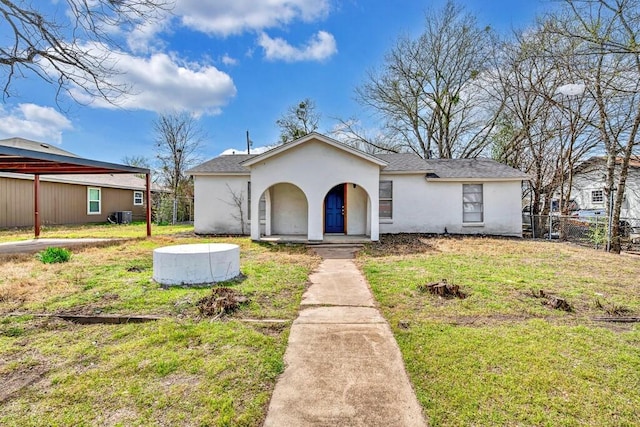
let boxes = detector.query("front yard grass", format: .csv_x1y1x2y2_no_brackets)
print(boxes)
0,227,319,426
359,236,640,427
0,222,192,242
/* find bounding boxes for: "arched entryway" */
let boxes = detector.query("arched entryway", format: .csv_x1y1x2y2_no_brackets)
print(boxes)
261,182,309,237
325,184,345,233
323,183,370,236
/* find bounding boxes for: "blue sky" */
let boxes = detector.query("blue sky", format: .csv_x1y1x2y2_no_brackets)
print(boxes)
0,0,550,165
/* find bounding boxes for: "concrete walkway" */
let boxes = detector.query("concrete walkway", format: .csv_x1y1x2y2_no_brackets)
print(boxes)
0,238,115,254
263,248,427,426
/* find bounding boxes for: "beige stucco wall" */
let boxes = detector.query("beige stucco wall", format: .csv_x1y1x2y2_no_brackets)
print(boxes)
379,174,523,236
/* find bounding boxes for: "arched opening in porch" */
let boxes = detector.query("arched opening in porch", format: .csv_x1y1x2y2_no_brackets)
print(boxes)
260,182,309,238
322,182,371,237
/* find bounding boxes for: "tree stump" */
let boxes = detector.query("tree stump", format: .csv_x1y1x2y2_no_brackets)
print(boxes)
419,280,466,299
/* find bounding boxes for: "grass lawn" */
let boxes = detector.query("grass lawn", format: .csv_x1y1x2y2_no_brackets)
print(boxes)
359,236,640,427
0,222,193,242
0,225,319,426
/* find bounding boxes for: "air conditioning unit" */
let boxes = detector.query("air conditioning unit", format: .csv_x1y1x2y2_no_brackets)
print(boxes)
114,211,132,224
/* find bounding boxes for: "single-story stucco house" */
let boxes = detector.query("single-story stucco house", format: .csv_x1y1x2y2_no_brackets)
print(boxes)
188,133,529,241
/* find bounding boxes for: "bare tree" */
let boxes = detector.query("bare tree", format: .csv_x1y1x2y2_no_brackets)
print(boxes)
356,0,502,158
122,154,152,178
224,183,246,234
330,117,401,154
547,0,640,252
154,112,204,223
276,98,320,143
0,0,171,103
493,22,599,225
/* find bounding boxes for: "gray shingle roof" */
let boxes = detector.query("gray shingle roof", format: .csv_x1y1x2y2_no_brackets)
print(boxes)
374,153,433,171
424,158,529,179
188,152,528,180
187,154,255,174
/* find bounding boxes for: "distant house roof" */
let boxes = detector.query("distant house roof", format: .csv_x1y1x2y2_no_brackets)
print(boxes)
575,156,640,174
0,171,163,191
0,137,78,157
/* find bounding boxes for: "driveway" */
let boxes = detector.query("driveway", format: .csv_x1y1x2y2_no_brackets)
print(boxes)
0,238,117,254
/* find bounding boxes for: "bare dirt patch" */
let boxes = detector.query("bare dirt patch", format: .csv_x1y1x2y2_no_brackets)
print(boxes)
365,234,438,256
0,364,49,403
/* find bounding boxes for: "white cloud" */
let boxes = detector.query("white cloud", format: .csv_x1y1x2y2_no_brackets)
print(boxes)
258,31,337,62
0,104,73,144
220,145,273,156
176,0,331,36
126,18,171,54
71,50,237,115
221,54,238,66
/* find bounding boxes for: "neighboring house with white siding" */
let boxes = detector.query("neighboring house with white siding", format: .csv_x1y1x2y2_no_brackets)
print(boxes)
567,156,640,220
188,133,529,241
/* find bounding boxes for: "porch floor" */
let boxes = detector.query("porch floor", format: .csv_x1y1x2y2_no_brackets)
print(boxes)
258,234,372,245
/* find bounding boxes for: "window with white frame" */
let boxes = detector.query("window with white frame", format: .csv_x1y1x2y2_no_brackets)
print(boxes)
87,187,101,215
379,181,393,220
133,191,144,206
463,184,483,223
591,189,604,204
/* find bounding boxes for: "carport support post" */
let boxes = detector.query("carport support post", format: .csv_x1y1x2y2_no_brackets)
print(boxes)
145,173,152,237
34,174,41,238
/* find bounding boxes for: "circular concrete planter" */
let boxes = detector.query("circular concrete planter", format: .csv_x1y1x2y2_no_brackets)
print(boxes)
152,243,240,286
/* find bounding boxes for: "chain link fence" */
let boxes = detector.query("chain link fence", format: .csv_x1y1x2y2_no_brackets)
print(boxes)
152,193,193,225
523,214,640,252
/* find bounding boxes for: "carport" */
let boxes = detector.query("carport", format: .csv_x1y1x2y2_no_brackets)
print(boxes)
0,144,152,238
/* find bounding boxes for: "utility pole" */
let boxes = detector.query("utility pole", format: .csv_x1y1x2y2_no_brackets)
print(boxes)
246,130,252,155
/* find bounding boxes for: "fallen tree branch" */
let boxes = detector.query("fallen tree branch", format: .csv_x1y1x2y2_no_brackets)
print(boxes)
593,317,640,323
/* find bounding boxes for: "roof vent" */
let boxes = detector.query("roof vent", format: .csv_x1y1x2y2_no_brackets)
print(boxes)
40,143,50,149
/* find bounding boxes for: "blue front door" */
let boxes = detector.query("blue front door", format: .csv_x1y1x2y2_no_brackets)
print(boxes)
325,185,344,233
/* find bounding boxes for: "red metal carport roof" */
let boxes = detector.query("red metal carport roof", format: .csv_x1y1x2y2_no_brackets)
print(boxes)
0,144,152,237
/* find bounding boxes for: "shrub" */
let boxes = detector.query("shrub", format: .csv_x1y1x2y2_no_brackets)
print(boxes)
37,247,72,264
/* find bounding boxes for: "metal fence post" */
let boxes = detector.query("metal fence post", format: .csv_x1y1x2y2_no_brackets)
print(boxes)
548,215,552,240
